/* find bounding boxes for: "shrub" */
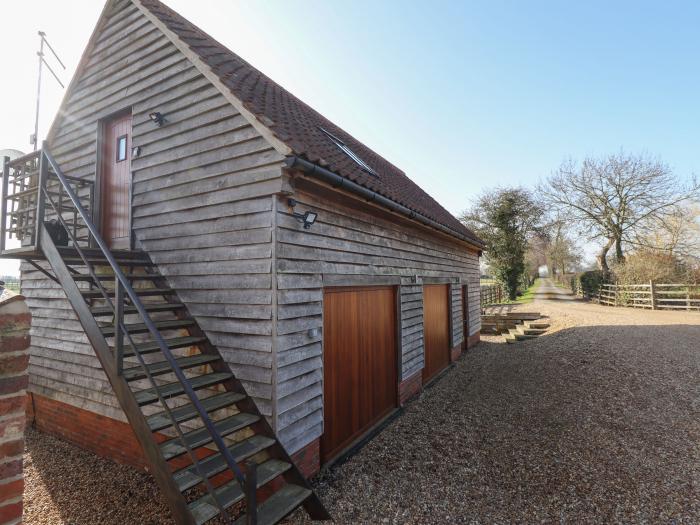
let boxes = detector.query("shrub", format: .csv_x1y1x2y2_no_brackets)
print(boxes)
611,250,687,285
573,270,604,298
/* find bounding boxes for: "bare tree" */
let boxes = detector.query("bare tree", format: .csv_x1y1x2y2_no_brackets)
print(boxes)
540,152,700,273
546,219,581,277
633,202,700,259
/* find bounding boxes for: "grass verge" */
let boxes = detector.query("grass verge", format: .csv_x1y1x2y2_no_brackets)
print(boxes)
509,279,541,304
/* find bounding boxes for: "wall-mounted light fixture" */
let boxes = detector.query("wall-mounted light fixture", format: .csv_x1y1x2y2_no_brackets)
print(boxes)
288,198,318,229
148,111,165,127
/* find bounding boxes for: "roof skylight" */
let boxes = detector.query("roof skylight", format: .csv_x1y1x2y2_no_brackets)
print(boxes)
319,127,378,177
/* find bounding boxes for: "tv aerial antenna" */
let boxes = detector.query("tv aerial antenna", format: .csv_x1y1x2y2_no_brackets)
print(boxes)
31,31,66,151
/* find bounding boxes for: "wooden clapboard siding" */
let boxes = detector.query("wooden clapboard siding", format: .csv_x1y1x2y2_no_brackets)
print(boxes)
21,0,285,422
400,282,424,379
273,183,481,453
451,284,463,346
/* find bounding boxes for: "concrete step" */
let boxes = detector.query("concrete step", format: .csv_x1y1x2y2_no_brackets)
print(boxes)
517,327,547,336
507,328,539,341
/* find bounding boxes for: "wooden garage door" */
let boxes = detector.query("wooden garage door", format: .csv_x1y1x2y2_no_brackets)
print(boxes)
422,284,450,383
322,286,397,463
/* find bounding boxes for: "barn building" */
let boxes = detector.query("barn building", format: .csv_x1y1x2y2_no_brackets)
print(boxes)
0,0,483,523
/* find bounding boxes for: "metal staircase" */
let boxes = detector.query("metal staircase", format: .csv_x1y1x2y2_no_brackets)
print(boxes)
0,146,330,524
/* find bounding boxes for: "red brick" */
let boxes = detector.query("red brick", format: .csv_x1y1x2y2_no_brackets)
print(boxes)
291,438,320,478
0,460,22,480
0,376,27,396
0,440,24,459
25,393,34,423
0,500,22,524
0,395,26,416
0,354,29,376
466,332,480,349
32,394,147,469
451,344,462,362
0,312,31,332
0,334,30,353
0,478,24,501
0,417,24,441
398,371,422,405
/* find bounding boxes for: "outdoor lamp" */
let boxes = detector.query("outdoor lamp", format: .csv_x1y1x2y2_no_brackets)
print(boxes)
148,111,165,126
288,198,318,229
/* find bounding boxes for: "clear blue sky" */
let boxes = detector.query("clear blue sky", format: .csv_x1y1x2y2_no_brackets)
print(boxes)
1,1,699,274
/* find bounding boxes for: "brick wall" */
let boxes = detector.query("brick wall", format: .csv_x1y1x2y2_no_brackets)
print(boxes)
290,438,320,478
30,392,322,484
0,291,31,525
28,394,147,470
398,370,422,405
466,332,480,349
451,344,462,362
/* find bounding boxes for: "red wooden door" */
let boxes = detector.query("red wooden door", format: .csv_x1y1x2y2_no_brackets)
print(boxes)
101,113,132,249
422,284,450,383
322,286,397,463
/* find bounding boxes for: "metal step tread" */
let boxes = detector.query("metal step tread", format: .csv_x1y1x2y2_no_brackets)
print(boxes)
175,434,276,492
160,412,259,460
58,249,146,258
61,257,153,267
134,371,233,406
73,273,158,282
232,483,312,525
56,246,148,259
122,354,220,382
148,391,246,432
121,336,206,357
82,287,174,298
190,460,294,525
91,302,184,316
101,318,194,336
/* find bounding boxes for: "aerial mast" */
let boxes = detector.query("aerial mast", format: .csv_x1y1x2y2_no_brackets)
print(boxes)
31,31,65,151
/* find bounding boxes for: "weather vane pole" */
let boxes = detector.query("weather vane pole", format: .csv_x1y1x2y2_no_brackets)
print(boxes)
32,31,65,151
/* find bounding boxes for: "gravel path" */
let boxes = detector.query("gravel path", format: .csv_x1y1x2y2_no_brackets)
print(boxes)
24,287,700,523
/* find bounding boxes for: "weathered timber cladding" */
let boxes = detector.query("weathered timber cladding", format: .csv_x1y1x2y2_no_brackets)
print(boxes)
273,185,481,453
22,1,285,421
19,0,482,468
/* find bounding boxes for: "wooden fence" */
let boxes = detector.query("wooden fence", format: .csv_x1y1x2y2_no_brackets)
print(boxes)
480,284,504,307
598,282,700,311
0,277,20,293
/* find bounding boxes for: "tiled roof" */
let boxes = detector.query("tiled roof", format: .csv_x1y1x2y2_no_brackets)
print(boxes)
139,0,483,246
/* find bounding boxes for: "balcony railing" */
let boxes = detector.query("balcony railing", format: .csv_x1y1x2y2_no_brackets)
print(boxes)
1,150,94,256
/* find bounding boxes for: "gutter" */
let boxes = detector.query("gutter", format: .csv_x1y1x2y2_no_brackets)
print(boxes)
285,156,485,250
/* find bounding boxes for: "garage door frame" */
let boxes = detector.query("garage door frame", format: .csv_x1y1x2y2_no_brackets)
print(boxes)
321,285,400,464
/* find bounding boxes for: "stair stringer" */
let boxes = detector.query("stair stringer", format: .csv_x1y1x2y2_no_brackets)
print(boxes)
144,258,331,520
40,225,196,525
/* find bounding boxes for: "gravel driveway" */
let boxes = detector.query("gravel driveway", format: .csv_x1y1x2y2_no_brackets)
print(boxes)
23,283,700,523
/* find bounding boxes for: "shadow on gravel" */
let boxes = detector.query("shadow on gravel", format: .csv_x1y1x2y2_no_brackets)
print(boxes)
22,321,700,525
24,429,173,525
294,322,700,523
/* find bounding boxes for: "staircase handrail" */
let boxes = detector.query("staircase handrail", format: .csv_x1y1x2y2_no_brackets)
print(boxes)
40,144,251,510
